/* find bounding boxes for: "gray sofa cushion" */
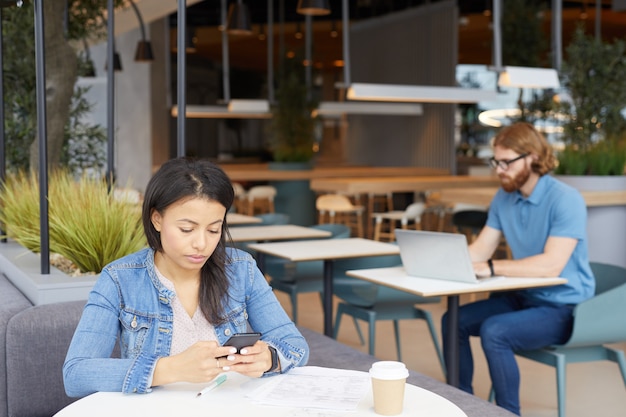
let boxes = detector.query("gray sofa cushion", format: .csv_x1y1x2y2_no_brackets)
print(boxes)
0,275,33,417
6,301,85,417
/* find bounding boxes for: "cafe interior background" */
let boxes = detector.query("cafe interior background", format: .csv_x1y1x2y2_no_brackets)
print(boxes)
1,4,625,416
75,0,626,192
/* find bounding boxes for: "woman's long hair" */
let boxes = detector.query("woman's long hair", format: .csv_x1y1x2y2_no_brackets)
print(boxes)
142,157,235,324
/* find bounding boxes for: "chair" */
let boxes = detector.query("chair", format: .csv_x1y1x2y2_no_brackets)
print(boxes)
367,192,394,237
371,202,426,242
332,254,446,375
267,224,351,324
450,204,513,259
245,185,277,215
489,262,626,417
231,182,247,213
368,192,394,213
450,203,488,243
316,194,365,238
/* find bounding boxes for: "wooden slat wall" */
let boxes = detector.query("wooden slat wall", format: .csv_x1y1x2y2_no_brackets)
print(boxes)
345,1,458,173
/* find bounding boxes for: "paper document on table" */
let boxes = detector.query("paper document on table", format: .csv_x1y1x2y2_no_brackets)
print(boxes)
246,366,370,411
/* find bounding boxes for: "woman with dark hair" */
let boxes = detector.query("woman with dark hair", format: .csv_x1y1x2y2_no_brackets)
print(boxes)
63,158,308,397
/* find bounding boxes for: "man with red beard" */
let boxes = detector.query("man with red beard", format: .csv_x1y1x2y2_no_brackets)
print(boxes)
442,122,595,416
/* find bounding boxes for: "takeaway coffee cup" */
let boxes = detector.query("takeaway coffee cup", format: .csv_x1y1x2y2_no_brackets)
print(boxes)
369,361,409,415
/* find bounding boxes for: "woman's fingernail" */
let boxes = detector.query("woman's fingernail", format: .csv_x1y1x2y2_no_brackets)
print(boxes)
227,355,235,361
240,349,248,354
222,366,230,371
229,348,237,354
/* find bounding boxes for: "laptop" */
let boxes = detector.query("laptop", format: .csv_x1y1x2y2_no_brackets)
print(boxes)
395,229,500,284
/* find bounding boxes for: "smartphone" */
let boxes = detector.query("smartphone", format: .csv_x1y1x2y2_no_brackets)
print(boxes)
223,332,261,353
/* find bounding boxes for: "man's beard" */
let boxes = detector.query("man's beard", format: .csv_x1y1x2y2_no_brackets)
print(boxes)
499,164,530,192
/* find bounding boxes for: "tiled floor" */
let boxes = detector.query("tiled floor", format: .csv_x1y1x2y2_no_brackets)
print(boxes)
275,291,626,417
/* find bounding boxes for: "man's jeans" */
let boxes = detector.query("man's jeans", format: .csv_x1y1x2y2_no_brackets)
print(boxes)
442,292,574,415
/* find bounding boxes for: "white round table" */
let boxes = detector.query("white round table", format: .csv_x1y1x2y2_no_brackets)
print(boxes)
55,367,467,417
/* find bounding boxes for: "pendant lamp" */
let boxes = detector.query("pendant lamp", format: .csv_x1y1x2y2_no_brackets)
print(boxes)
297,0,331,16
105,50,123,72
129,0,154,61
227,0,252,35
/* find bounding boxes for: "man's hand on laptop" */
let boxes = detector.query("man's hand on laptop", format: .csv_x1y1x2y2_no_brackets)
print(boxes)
473,261,492,278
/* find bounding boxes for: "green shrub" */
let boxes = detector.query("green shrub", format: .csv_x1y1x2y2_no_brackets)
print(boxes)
555,141,626,175
0,170,146,273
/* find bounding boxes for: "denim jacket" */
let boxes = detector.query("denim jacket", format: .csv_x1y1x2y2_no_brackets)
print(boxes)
63,247,309,397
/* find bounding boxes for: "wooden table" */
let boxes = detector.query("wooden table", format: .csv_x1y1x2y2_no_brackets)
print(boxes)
310,176,501,195
345,266,567,388
440,187,626,208
226,213,263,225
229,225,331,243
221,164,449,182
247,238,400,337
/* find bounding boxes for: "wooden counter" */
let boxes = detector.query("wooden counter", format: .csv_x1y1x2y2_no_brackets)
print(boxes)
439,187,626,207
220,164,449,182
310,175,501,194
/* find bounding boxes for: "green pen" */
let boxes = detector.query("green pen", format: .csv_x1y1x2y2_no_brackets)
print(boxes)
196,374,227,398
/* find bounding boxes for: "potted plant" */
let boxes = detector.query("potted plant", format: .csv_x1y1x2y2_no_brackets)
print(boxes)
0,170,146,304
266,57,319,225
267,57,318,165
554,26,626,175
548,26,626,269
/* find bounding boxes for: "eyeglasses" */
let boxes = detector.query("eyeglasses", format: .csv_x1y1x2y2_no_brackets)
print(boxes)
488,153,528,170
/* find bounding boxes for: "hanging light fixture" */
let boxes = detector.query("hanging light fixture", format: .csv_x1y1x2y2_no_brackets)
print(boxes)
295,21,303,39
186,27,197,53
112,51,123,71
296,0,331,16
335,0,496,103
497,66,560,89
330,20,338,38
129,0,154,62
227,0,252,35
257,23,266,41
105,48,123,72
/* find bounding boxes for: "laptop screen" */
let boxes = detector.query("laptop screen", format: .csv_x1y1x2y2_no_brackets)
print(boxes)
395,229,479,283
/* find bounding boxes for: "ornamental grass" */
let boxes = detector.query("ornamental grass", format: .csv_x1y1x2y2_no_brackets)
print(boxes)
0,170,146,273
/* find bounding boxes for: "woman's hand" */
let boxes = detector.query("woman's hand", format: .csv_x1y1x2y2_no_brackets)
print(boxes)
221,340,276,378
152,341,236,386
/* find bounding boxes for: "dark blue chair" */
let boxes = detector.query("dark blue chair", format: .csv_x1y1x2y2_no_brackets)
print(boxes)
332,254,445,374
267,223,351,324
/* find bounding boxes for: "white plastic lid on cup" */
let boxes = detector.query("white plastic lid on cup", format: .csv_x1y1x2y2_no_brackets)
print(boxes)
369,361,409,380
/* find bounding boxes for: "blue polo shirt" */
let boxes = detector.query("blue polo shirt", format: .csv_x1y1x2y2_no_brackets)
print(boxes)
487,175,595,304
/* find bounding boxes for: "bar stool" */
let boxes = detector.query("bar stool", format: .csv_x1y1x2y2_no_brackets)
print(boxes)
367,192,394,237
231,182,247,213
245,185,277,215
372,202,426,242
368,192,393,212
316,194,365,238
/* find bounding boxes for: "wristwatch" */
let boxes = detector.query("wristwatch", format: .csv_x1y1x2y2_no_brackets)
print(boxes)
267,346,280,373
487,259,495,277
